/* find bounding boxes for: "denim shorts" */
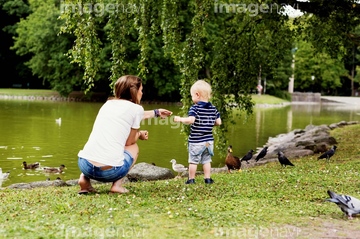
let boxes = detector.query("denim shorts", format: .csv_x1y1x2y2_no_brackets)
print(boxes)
78,151,134,182
188,141,214,165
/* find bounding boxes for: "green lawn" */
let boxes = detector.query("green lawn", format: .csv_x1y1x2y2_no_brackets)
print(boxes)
0,88,60,96
0,89,289,105
1,124,359,238
251,94,290,104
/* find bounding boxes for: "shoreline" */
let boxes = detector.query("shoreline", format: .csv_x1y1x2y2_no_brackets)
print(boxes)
0,92,183,105
0,91,107,102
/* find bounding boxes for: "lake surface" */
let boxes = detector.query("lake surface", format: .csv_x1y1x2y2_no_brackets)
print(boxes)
1,99,359,187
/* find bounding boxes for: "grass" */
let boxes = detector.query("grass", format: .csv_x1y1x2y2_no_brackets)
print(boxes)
0,88,59,96
0,89,290,106
1,124,360,238
251,94,290,104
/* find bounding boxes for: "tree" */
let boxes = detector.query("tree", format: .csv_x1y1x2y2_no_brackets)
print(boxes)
60,0,295,154
0,0,37,88
11,0,84,96
293,40,348,94
277,0,360,95
277,0,360,48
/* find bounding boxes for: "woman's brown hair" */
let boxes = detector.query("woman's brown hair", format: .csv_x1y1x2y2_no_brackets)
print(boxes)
112,75,142,104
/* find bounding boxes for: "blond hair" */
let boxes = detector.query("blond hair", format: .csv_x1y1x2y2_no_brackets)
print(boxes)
190,80,212,100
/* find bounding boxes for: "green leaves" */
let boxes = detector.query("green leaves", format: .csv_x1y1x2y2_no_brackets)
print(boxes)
293,40,348,93
10,0,84,96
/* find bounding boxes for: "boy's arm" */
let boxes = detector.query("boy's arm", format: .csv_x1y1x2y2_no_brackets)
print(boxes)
174,116,196,125
214,117,222,126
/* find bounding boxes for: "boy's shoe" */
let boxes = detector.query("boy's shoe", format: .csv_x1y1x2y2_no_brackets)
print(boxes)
185,179,195,184
204,178,214,184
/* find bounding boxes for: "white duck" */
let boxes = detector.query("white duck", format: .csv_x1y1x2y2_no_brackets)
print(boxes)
170,159,188,177
0,168,10,180
55,118,62,126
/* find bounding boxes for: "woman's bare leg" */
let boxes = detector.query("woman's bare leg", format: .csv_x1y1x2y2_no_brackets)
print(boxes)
78,173,96,193
110,144,139,193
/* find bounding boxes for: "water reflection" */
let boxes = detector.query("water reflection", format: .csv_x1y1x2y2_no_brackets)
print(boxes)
287,108,292,131
0,100,360,187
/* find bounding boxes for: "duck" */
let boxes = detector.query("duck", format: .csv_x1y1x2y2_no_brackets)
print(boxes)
22,161,40,169
55,117,62,125
43,164,66,173
0,168,10,180
225,145,241,173
170,159,188,177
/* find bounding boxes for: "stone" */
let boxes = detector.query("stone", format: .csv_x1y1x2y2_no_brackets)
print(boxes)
29,180,68,188
127,162,174,182
7,183,32,189
252,121,358,167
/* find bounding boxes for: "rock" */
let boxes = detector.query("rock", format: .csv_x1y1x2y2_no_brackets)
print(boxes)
281,149,314,159
127,162,174,182
65,179,79,186
29,180,68,188
7,183,31,189
211,166,228,174
7,180,69,189
65,179,109,186
253,121,358,167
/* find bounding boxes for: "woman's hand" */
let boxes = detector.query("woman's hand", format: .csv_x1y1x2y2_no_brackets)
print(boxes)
158,109,172,119
143,109,172,120
139,130,149,140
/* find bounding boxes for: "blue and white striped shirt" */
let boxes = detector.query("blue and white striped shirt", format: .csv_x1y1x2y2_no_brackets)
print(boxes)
188,101,220,143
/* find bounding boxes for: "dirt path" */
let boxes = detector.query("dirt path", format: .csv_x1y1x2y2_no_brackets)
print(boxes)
282,218,360,239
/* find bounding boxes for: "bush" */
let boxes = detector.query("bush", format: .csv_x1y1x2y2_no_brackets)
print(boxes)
268,89,291,101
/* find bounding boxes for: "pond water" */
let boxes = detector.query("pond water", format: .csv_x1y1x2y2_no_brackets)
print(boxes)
1,99,359,187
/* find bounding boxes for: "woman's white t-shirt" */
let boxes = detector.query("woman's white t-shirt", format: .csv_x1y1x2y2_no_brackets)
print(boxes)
78,99,144,166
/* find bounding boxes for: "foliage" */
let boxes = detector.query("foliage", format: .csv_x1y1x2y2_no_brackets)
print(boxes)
10,0,83,96
58,0,295,154
58,0,182,99
11,0,360,150
0,0,37,88
279,0,360,54
269,89,292,101
285,1,360,95
1,124,360,238
3,0,360,98
293,40,348,94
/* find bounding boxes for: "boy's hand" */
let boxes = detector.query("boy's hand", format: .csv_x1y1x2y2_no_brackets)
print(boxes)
174,116,181,122
139,130,148,140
